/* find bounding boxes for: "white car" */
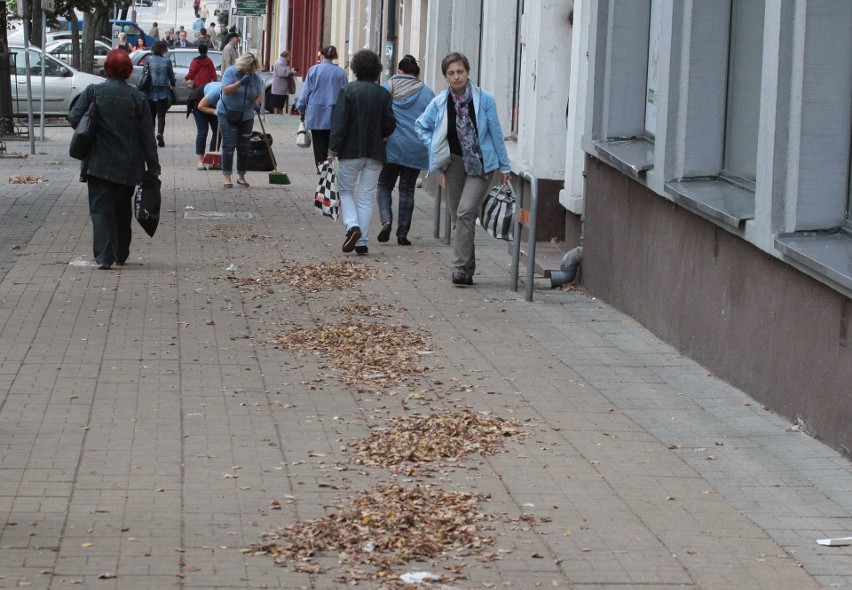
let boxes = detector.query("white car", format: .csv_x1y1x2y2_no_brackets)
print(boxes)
7,45,105,116
46,39,112,68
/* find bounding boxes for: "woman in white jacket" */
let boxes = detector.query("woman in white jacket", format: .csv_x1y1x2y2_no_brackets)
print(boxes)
416,52,511,287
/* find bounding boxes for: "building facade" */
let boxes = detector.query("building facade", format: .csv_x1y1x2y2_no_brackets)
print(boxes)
265,0,852,455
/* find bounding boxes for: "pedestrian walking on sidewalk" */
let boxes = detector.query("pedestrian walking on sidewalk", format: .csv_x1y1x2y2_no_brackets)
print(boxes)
270,50,296,115
217,52,262,188
327,49,396,255
143,41,176,148
68,50,160,270
416,52,511,286
296,45,348,172
186,45,219,170
376,54,434,246
221,32,240,75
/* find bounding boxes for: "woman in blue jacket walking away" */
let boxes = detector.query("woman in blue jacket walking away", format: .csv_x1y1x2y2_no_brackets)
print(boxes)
144,41,176,147
376,55,435,246
416,52,511,287
296,46,348,172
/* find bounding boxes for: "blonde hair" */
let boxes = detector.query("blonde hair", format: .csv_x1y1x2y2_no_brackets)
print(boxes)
235,52,259,75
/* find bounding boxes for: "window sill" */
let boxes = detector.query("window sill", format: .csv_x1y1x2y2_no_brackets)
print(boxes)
664,179,755,229
775,231,852,297
593,137,654,180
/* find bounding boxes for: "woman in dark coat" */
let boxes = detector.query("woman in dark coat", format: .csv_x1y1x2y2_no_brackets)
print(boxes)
327,49,396,255
68,50,161,270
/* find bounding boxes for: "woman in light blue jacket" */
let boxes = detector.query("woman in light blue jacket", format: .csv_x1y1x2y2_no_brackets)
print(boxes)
376,55,435,246
415,52,511,287
296,46,348,171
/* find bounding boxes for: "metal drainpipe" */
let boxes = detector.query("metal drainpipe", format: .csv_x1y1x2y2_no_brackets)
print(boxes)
509,170,539,302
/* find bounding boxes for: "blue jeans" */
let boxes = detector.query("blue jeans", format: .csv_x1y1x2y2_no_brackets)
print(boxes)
193,109,218,155
217,113,253,175
87,175,135,266
337,158,383,246
376,163,419,239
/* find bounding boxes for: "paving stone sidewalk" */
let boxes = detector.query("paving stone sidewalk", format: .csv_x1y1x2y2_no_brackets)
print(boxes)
0,112,850,590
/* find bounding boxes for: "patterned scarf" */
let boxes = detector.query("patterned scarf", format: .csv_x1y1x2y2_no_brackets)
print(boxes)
451,83,484,177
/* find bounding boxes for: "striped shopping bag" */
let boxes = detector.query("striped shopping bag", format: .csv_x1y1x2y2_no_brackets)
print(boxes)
479,184,515,241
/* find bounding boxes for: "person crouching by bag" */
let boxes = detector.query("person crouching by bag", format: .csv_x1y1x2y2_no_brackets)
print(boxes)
191,81,221,169
415,52,512,287
185,44,219,169
217,52,262,188
67,49,161,270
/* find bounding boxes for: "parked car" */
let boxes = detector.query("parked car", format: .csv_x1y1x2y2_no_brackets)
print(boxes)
7,44,105,116
46,39,112,68
127,48,272,106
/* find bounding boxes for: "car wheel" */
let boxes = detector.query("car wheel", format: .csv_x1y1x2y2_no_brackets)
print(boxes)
264,88,274,113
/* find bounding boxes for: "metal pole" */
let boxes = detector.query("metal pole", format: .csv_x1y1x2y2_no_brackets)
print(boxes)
40,11,45,141
509,177,522,291
433,184,441,239
520,170,539,302
22,4,35,154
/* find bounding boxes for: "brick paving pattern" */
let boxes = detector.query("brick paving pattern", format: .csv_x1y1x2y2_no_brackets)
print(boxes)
0,113,850,589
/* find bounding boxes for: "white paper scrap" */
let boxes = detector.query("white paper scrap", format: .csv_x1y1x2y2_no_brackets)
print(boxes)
817,536,852,546
400,571,441,584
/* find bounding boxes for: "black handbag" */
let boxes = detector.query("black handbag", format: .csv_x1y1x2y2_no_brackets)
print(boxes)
69,85,98,160
137,63,151,92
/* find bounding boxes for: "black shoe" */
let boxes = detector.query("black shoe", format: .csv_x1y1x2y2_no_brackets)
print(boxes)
355,245,368,255
157,135,165,147
342,226,361,253
97,263,112,270
377,222,391,243
452,272,469,286
397,236,411,246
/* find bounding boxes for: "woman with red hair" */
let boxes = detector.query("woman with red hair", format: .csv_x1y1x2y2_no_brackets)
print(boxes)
68,49,161,270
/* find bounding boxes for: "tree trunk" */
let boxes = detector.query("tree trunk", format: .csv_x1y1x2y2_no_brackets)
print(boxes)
69,9,81,70
31,1,43,48
0,2,16,134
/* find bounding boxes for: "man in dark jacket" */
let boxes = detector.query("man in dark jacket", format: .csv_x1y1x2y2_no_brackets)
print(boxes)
327,49,396,255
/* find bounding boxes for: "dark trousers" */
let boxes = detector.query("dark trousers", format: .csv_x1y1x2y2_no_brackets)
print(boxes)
149,99,169,136
87,175,135,267
193,108,219,155
310,129,331,172
376,163,420,239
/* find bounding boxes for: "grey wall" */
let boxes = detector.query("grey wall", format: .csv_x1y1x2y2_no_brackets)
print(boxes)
582,157,852,456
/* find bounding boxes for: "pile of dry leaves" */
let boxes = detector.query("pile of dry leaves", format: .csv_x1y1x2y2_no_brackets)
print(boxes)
227,260,378,293
248,483,493,578
269,321,431,385
7,176,43,184
348,410,527,473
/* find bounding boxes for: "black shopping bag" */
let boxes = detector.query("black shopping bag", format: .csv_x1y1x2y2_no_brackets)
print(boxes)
134,171,162,237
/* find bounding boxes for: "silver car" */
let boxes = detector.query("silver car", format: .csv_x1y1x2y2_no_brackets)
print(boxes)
45,39,112,69
7,44,105,116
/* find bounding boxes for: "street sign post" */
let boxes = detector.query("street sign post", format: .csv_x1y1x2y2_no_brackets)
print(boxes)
232,0,264,16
